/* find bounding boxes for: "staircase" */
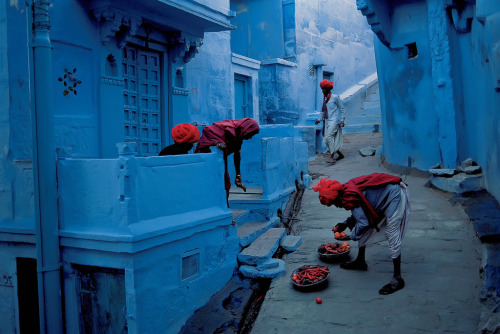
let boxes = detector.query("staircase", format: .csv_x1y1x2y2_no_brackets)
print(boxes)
344,86,382,134
230,188,302,280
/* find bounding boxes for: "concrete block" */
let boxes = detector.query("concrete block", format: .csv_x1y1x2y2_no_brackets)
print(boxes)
239,259,286,280
280,235,302,252
237,228,286,266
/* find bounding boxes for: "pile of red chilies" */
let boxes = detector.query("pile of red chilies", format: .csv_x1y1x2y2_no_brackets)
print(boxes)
293,265,329,285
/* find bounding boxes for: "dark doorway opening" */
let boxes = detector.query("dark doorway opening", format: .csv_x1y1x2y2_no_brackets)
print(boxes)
17,257,41,334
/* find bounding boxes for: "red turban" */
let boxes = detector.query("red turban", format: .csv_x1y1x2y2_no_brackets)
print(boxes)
171,123,200,144
312,177,342,202
320,80,334,89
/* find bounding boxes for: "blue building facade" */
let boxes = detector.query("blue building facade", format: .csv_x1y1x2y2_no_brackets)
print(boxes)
357,0,500,202
230,0,377,126
1,1,245,333
0,0,377,333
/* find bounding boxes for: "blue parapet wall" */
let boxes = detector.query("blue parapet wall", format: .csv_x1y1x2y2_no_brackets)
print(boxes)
57,148,239,332
227,124,311,221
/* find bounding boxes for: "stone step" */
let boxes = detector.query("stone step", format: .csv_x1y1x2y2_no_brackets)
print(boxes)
362,100,380,109
237,228,286,266
237,220,273,247
231,209,250,226
365,93,380,102
348,114,381,125
239,259,286,280
229,186,263,195
343,123,381,134
229,186,263,201
280,235,302,252
354,106,381,116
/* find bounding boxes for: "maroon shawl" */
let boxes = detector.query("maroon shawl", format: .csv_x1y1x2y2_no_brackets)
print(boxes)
342,173,403,227
195,118,260,155
194,118,260,207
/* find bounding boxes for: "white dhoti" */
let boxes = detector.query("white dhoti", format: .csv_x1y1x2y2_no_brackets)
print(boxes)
324,123,343,155
358,182,411,259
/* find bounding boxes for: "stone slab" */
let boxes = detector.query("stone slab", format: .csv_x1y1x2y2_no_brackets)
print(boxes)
455,193,500,241
256,258,280,270
429,168,456,176
359,146,376,156
280,235,302,252
430,173,484,194
239,259,286,280
464,166,482,174
237,228,286,266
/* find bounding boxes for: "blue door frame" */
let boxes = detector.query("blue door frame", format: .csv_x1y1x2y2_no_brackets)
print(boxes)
234,74,251,119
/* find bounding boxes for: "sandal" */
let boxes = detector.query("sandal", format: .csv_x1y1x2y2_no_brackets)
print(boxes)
379,276,405,295
340,261,368,271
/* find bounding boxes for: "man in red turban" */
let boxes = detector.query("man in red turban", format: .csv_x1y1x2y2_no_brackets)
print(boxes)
315,80,346,164
158,123,200,156
195,118,260,206
313,173,411,295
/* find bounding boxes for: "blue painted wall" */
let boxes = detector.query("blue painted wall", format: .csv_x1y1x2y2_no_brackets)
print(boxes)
230,0,285,61
231,0,377,125
361,0,500,201
0,0,251,332
0,1,319,332
186,31,234,124
57,149,239,332
293,0,377,125
451,2,500,201
374,2,442,169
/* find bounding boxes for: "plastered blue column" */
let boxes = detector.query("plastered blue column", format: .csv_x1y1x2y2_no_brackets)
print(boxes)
30,0,63,333
428,0,459,168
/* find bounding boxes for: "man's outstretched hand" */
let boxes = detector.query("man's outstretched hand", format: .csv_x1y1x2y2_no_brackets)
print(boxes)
333,222,347,232
216,142,227,150
235,176,247,192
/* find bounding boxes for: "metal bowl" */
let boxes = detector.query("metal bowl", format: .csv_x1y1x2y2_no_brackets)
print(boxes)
290,265,329,291
317,243,351,261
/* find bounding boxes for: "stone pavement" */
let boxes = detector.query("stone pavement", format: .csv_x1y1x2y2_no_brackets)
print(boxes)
251,132,489,334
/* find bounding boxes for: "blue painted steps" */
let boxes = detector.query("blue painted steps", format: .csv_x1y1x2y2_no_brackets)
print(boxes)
344,90,381,135
231,198,303,280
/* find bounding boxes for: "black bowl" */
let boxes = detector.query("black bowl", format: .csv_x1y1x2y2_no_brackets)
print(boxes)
317,243,351,262
290,265,329,291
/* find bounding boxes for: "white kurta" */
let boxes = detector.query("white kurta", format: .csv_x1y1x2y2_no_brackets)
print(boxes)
318,94,345,154
350,183,411,259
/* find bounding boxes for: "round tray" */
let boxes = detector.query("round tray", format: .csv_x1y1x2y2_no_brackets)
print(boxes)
290,265,329,291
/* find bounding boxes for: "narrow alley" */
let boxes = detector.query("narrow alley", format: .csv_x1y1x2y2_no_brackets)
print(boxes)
251,132,489,333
